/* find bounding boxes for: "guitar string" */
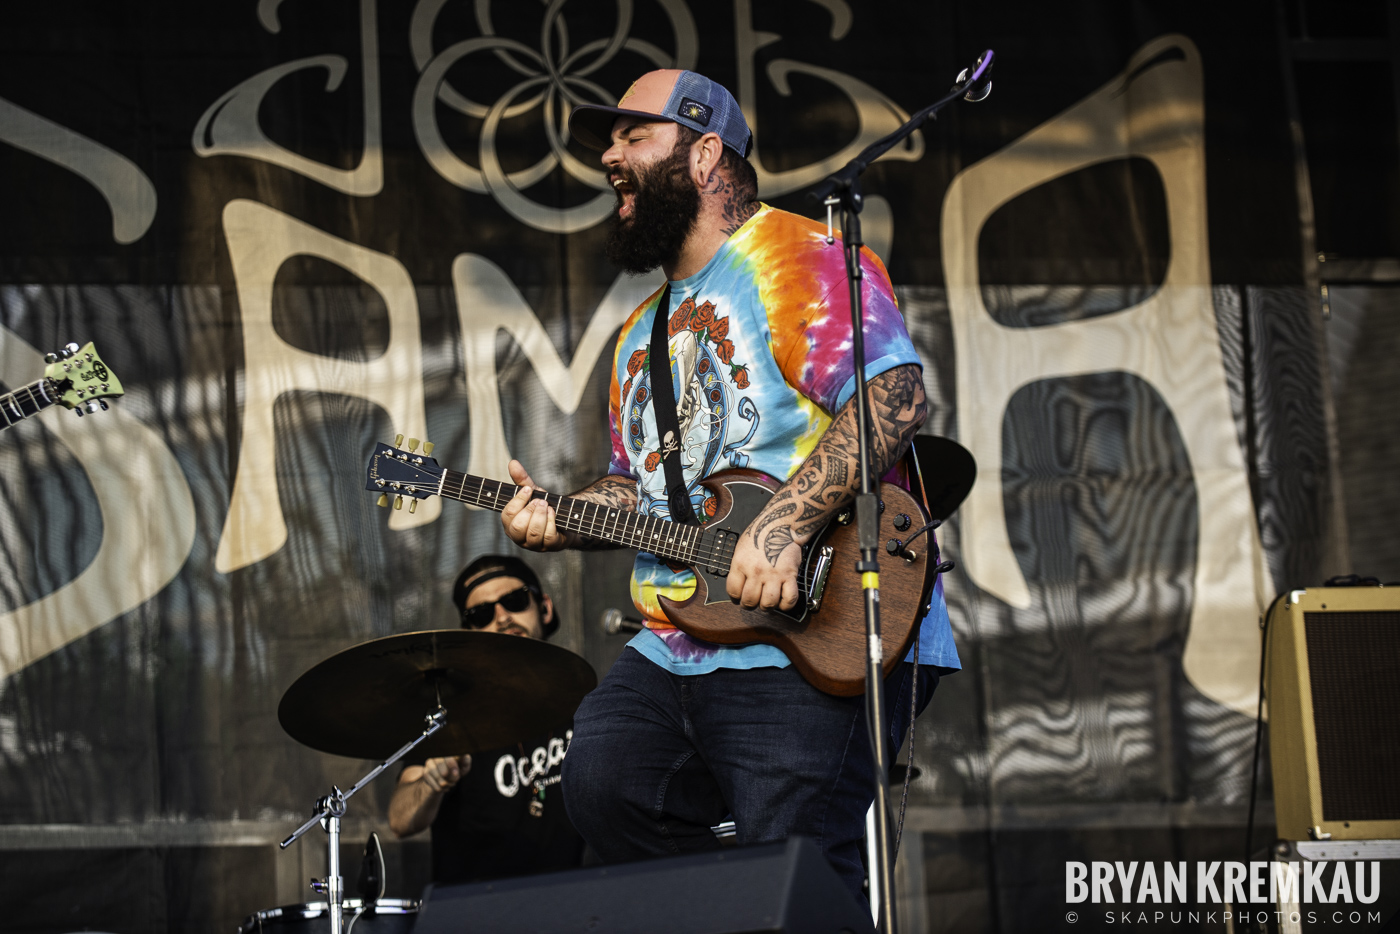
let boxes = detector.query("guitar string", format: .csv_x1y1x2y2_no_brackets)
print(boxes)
2,379,62,425
433,467,820,595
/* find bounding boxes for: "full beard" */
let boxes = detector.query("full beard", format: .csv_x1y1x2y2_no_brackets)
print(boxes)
605,142,700,275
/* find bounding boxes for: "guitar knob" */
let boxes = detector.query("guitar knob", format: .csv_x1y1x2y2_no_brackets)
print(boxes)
892,514,911,531
886,539,904,556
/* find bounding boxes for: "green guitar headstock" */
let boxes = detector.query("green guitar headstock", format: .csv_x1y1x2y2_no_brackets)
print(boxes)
43,342,124,415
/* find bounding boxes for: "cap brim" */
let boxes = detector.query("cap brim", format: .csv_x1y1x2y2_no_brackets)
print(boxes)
568,104,677,151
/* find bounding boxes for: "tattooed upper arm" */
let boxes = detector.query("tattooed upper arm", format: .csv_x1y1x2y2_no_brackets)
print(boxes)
867,364,927,467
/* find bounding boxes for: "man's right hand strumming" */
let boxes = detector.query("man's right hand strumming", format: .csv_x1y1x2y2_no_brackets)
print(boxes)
501,461,640,552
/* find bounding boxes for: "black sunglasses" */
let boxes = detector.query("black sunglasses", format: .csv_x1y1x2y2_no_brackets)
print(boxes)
460,586,537,629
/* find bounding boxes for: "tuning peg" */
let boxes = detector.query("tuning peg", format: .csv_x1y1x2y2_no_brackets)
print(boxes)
63,342,79,355
377,493,389,507
394,495,403,510
394,433,405,448
422,441,434,456
73,407,85,417
407,438,419,452
99,400,108,411
43,352,58,364
408,499,418,514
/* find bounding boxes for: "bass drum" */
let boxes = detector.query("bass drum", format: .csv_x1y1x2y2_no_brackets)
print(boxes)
238,898,419,933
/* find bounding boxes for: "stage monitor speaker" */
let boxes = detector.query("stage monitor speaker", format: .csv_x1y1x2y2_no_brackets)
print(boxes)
1266,585,1400,842
412,836,875,934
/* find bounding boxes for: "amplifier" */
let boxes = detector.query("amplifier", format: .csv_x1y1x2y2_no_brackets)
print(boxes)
1266,586,1400,841
412,837,874,934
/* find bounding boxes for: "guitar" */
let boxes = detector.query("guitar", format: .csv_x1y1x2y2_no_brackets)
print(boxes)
364,438,935,696
0,342,124,431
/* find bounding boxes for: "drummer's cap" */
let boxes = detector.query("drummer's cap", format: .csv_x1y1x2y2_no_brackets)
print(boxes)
568,69,752,158
452,555,558,638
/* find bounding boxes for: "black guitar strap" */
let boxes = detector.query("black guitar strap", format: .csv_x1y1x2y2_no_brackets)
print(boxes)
648,284,700,525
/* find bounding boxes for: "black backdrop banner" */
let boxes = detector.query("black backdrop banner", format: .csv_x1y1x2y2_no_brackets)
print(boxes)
0,1,1348,931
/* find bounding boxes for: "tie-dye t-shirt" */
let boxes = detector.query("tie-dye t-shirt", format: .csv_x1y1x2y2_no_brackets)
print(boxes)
606,204,961,675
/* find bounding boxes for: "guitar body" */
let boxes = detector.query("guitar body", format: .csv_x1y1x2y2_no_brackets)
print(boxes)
658,469,933,697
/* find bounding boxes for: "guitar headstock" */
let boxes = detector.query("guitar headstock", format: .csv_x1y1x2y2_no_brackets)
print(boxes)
365,436,443,513
43,342,124,415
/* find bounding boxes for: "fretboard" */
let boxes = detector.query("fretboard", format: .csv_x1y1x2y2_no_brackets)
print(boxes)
0,378,58,430
437,469,736,572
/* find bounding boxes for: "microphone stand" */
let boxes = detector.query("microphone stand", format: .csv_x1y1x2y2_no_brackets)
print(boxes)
806,50,994,934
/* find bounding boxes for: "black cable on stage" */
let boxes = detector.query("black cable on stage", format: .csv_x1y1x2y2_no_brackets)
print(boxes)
1245,589,1288,863
893,633,919,861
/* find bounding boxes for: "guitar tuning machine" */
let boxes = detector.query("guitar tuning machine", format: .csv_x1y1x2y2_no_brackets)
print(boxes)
43,353,58,364
409,500,418,514
63,342,79,355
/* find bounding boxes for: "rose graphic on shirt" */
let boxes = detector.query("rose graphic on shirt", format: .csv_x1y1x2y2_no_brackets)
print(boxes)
624,292,758,519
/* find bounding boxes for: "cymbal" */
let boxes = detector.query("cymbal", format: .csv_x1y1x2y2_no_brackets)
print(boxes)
278,630,597,760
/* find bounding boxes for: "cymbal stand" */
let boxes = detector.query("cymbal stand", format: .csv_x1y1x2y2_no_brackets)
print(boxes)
280,707,447,934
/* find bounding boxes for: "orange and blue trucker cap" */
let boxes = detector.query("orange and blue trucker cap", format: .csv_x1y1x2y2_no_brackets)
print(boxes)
569,69,752,157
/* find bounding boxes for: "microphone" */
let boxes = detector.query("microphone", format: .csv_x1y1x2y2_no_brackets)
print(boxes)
955,49,994,102
601,608,644,635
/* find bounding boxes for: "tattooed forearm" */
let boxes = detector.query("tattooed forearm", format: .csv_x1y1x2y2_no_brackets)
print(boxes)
571,474,640,510
762,525,797,564
741,364,926,559
750,498,797,551
560,474,639,549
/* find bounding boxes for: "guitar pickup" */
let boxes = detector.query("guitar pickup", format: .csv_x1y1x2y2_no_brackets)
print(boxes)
807,545,835,610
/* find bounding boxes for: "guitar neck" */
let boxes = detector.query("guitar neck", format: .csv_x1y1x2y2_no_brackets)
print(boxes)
437,469,728,569
0,378,60,431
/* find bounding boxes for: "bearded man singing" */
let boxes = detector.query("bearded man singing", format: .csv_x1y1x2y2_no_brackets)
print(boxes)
498,69,960,902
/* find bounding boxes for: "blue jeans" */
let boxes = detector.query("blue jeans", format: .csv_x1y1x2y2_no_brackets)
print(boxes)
560,648,939,900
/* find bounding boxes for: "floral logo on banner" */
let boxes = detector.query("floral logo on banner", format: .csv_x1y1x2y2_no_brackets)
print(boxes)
411,0,698,234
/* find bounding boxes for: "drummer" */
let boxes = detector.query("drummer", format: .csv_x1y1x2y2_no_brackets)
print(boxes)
387,555,586,883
